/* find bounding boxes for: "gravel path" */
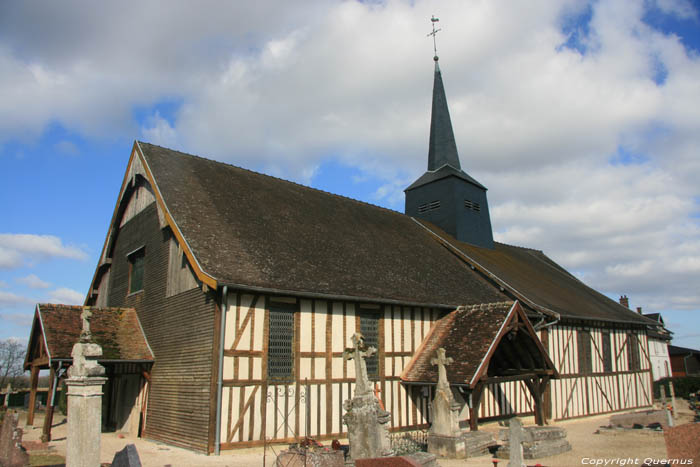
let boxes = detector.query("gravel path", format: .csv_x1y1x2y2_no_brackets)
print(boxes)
18,400,693,467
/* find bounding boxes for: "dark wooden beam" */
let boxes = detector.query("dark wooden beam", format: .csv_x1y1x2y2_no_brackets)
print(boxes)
41,365,57,442
26,365,40,426
469,382,486,431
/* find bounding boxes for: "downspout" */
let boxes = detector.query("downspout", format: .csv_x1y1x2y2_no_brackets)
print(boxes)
214,285,228,455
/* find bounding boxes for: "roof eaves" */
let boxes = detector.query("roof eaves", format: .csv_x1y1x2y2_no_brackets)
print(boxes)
135,141,217,290
219,279,456,310
36,304,52,364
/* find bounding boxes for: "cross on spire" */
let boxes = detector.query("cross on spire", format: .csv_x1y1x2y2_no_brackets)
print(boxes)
427,15,441,61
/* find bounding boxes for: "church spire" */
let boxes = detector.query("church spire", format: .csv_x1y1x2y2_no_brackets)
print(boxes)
404,16,494,249
428,57,461,171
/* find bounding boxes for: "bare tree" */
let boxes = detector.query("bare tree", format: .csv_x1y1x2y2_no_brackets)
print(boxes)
0,339,25,389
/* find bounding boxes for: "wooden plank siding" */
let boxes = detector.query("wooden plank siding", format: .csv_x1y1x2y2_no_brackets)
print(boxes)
106,203,217,452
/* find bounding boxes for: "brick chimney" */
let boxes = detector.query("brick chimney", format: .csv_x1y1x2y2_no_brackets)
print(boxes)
619,295,629,308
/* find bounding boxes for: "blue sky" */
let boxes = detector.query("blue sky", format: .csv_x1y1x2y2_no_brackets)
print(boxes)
1,0,700,351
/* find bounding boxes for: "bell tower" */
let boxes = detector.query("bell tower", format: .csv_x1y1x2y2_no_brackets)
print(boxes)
405,18,494,249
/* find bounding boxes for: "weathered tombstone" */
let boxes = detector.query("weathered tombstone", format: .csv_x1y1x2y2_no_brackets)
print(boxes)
65,308,108,467
0,410,30,467
508,417,525,467
427,348,467,458
342,333,393,461
111,444,142,467
3,383,10,408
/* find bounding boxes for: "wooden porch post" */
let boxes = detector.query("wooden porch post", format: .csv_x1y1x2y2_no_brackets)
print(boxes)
26,365,40,426
41,365,58,442
469,382,485,431
524,376,549,426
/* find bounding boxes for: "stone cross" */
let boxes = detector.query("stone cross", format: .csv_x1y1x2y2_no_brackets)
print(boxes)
343,333,376,396
431,348,453,391
79,308,93,343
508,417,525,467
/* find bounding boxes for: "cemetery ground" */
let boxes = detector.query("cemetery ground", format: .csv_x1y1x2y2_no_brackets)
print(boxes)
15,399,693,467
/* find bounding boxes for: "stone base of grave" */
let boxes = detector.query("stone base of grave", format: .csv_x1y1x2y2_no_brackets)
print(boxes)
495,426,571,459
344,393,393,460
276,447,345,467
428,431,496,458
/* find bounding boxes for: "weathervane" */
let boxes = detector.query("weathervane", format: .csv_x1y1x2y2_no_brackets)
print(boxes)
427,15,441,61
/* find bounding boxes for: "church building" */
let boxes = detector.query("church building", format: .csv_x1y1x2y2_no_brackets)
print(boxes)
28,52,656,454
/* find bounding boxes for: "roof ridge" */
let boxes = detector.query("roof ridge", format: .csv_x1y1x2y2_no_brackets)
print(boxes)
137,141,405,218
494,241,543,253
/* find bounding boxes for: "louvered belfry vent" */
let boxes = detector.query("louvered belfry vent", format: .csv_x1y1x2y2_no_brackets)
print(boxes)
418,200,441,213
268,303,295,380
464,199,481,212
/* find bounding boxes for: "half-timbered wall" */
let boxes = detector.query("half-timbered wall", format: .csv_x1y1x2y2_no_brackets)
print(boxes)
219,293,444,448
547,324,652,420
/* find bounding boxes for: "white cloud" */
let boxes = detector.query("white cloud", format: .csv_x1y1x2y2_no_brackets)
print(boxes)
16,274,51,289
0,0,699,324
0,291,33,308
47,287,84,305
0,234,88,269
0,312,33,328
141,111,178,148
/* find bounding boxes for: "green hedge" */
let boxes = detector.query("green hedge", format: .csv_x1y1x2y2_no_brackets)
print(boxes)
654,376,700,399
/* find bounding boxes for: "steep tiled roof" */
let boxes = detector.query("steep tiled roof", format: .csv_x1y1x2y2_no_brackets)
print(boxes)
432,236,652,325
402,301,514,386
35,304,153,362
137,142,507,307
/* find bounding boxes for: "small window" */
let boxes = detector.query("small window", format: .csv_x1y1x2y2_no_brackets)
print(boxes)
577,330,592,374
602,332,613,373
268,302,296,381
128,248,145,294
358,309,379,380
627,333,640,371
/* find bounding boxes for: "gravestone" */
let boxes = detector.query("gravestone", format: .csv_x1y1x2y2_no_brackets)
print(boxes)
427,348,466,458
3,384,10,408
66,308,108,467
342,333,393,461
496,422,571,460
427,348,496,458
507,417,525,467
111,444,142,467
0,410,29,467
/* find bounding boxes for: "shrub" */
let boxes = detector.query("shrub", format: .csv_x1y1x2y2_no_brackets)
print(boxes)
654,376,700,399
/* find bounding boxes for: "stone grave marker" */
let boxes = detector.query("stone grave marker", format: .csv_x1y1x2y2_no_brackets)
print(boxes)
65,308,108,467
111,444,142,467
342,333,393,461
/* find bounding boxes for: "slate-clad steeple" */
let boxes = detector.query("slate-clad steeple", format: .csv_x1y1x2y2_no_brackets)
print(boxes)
428,59,460,171
405,56,494,249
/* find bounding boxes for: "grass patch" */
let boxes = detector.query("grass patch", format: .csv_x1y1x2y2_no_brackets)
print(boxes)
29,453,65,466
